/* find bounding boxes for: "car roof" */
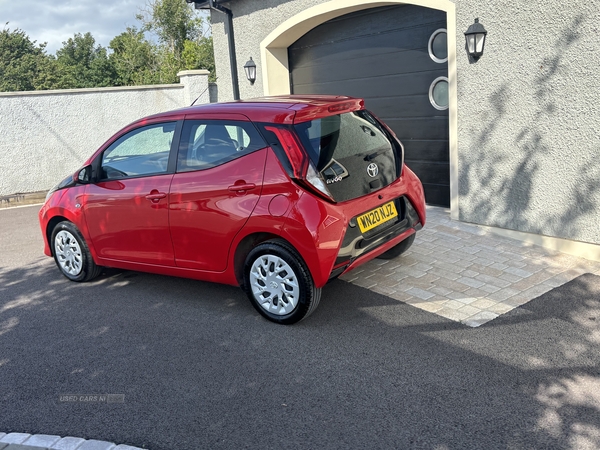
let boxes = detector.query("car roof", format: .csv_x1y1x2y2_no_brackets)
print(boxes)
144,95,365,124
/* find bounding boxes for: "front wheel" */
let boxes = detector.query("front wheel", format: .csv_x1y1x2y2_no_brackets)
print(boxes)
243,240,321,325
51,221,102,282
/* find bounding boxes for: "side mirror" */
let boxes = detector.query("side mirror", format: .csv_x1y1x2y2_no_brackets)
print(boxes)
76,165,92,184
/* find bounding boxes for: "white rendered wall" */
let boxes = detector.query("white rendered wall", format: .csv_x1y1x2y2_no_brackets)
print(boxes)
0,70,210,196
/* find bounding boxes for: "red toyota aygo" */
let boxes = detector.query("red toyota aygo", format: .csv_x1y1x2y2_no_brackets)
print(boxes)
39,95,426,324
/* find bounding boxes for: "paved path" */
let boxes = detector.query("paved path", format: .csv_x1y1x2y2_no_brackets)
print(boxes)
342,205,600,326
0,433,141,450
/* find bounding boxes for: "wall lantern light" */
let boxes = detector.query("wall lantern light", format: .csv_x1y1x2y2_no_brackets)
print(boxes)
244,57,257,84
464,18,487,61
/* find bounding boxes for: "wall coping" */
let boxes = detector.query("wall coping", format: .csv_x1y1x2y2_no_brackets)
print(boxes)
177,69,211,77
0,71,210,98
0,83,183,98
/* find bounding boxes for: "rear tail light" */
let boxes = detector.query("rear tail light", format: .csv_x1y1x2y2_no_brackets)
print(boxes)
265,126,334,201
305,163,334,200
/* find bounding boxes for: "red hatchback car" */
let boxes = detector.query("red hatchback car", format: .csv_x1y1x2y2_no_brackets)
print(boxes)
39,95,426,324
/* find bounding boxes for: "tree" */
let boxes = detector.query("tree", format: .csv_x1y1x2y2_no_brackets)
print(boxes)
109,27,159,85
136,0,204,55
54,32,116,89
1,1,215,92
136,0,215,82
0,25,57,92
182,37,215,81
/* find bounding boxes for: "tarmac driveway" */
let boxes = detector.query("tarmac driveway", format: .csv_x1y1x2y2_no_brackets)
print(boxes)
1,205,599,450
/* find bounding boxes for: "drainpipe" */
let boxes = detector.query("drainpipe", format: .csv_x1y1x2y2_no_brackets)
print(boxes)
193,0,240,100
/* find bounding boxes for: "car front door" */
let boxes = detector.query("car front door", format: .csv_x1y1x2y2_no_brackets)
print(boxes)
169,115,268,272
83,121,179,266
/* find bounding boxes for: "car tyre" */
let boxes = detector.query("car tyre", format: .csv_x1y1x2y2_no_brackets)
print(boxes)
377,233,416,260
51,221,102,282
243,240,321,325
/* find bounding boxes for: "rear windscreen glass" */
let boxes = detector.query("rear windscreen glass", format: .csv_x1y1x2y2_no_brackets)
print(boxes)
293,110,395,172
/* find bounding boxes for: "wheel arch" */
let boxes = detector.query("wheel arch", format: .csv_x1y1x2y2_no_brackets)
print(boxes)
232,232,300,287
46,215,69,256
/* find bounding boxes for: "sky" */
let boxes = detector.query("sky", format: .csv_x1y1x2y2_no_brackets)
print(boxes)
1,0,198,55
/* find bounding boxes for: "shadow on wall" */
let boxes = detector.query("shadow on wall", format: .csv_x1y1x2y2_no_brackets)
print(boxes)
459,15,600,245
19,98,82,161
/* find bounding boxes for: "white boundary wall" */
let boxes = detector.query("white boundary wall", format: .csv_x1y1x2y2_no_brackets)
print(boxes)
0,70,210,196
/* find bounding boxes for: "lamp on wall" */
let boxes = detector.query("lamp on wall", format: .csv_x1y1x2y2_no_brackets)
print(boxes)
464,18,487,61
244,57,257,84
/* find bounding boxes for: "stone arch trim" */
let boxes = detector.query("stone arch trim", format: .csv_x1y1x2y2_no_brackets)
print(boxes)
259,0,459,215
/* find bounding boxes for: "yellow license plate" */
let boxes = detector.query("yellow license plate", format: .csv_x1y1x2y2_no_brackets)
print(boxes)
357,201,398,233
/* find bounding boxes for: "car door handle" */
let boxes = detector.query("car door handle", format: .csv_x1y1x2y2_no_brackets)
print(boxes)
228,183,256,192
145,192,167,202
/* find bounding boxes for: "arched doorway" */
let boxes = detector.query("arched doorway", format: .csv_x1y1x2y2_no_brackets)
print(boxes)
260,0,458,213
288,4,450,206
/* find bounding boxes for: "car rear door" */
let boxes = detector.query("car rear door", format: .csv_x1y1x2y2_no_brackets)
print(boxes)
168,114,268,272
83,120,180,266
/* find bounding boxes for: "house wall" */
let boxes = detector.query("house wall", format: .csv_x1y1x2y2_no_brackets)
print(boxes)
210,0,600,247
0,70,210,196
211,0,325,101
454,0,600,246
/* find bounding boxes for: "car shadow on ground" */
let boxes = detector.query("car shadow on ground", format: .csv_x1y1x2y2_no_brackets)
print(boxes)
1,262,599,450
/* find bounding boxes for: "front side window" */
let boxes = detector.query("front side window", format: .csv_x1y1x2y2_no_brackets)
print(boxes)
177,120,266,172
101,122,176,179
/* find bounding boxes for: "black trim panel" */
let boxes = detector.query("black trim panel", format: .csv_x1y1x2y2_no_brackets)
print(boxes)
333,196,421,268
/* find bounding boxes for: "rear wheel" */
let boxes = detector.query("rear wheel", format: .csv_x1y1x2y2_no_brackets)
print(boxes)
243,240,321,324
51,221,102,282
377,233,416,260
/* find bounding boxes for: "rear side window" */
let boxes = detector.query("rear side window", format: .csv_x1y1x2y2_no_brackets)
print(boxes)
177,120,266,172
294,111,395,173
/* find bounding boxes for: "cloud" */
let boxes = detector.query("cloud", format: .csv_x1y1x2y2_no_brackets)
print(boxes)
1,0,143,54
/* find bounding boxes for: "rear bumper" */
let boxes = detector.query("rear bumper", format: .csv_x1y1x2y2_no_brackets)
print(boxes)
333,195,421,271
336,226,418,279
280,166,426,288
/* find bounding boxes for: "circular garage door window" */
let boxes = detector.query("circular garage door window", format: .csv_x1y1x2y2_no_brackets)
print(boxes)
428,29,447,63
429,77,449,110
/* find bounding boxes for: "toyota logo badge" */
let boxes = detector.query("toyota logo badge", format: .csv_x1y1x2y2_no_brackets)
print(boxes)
367,163,379,178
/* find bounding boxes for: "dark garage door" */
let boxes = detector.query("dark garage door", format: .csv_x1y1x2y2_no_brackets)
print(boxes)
289,4,449,207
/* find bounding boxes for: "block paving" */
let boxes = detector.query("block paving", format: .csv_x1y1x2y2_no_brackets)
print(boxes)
0,433,142,450
340,206,600,327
